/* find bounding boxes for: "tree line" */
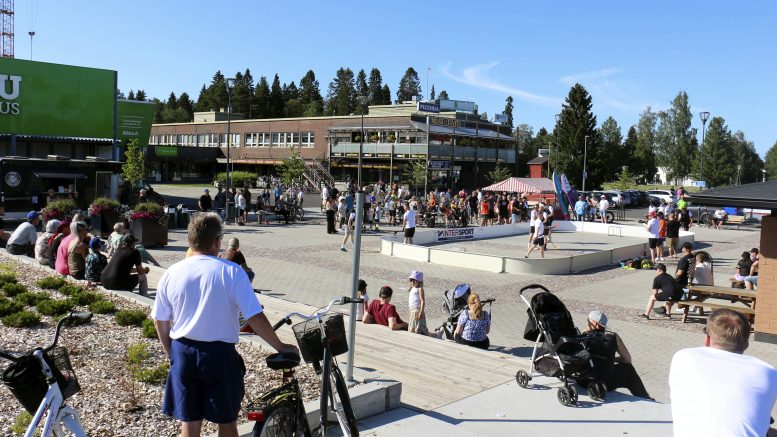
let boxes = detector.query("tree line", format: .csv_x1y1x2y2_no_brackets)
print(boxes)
119,66,448,125
514,84,766,189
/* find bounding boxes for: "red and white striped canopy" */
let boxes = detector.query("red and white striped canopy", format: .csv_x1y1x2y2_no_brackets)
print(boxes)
481,177,556,194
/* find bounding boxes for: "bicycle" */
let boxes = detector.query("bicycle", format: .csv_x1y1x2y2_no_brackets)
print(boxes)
246,297,363,437
1,312,93,437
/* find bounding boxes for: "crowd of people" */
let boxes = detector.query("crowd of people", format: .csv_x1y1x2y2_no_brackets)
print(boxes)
197,177,306,226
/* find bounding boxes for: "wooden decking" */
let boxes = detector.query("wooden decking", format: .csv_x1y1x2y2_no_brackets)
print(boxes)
253,295,530,411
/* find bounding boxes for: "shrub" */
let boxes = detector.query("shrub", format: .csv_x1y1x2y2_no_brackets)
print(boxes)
115,309,147,327
0,272,17,288
2,310,41,328
70,291,101,306
89,300,117,314
2,282,27,297
0,298,23,317
37,276,66,290
36,299,75,316
141,319,158,339
41,199,78,222
90,197,121,215
126,342,168,384
213,171,256,188
129,202,165,224
14,291,51,307
10,411,33,435
134,363,169,384
57,284,85,297
127,342,150,365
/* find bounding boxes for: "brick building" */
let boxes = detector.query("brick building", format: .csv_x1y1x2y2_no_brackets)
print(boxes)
149,101,516,189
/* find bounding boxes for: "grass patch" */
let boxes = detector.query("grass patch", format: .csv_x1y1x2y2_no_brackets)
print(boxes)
57,284,85,297
14,291,51,307
36,299,75,316
70,291,101,306
2,282,27,297
127,342,169,384
2,310,41,328
141,319,158,339
115,309,147,327
89,300,117,314
37,276,66,290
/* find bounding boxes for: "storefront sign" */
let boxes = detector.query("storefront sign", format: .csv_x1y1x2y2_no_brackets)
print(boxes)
155,146,178,157
0,58,115,138
417,102,440,113
117,99,156,147
429,117,461,128
436,227,475,242
4,171,21,187
428,160,451,170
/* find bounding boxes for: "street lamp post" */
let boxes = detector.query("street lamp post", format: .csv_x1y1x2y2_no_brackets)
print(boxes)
554,114,561,172
582,135,590,192
699,111,710,188
358,96,367,189
226,78,235,217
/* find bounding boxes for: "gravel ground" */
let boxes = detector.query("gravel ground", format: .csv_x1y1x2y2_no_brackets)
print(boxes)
0,259,320,436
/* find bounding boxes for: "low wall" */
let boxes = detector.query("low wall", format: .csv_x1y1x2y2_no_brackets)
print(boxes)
380,222,695,275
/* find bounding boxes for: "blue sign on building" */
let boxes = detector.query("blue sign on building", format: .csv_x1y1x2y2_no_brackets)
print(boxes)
417,102,440,113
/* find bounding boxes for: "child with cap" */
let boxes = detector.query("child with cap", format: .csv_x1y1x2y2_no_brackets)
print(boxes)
85,237,108,285
356,279,369,321
407,270,439,337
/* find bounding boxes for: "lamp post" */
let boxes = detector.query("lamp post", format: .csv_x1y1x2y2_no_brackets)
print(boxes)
226,78,235,216
358,95,367,189
582,135,590,192
699,111,710,188
554,114,561,172
763,169,767,183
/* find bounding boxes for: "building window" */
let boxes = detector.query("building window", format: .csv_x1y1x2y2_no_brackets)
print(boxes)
149,135,158,145
302,132,315,147
271,132,284,147
258,132,269,147
287,132,297,146
208,134,218,147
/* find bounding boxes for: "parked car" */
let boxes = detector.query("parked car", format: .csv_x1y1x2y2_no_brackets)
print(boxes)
645,189,673,204
626,190,648,206
603,190,626,206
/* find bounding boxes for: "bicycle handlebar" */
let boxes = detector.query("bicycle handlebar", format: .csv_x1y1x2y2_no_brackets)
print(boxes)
272,297,364,330
0,312,93,362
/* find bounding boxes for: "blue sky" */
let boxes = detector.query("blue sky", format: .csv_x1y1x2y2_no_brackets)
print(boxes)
18,0,777,156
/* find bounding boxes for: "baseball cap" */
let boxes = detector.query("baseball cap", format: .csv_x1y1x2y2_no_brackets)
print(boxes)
408,270,424,282
600,195,606,198
89,237,105,250
27,211,40,220
204,188,209,193
588,310,608,327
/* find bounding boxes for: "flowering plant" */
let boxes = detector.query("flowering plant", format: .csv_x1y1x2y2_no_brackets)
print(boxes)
41,199,78,222
89,197,121,216
128,202,166,225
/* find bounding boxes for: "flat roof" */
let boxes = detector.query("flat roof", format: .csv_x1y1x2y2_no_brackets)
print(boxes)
687,181,777,210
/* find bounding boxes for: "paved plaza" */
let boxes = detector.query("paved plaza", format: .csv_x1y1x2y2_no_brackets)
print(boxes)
147,185,775,429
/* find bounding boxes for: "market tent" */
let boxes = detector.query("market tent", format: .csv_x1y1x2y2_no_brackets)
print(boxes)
481,177,556,194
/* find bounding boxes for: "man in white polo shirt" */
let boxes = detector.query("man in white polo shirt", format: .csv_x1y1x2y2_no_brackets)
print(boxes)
152,213,297,437
669,309,777,437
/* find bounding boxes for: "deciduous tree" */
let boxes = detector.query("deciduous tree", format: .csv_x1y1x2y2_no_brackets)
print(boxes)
765,141,777,181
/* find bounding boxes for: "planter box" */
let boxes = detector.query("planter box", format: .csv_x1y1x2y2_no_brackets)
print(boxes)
129,218,168,247
101,211,120,238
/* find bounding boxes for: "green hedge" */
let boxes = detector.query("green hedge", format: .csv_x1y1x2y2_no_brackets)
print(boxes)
213,171,256,188
0,273,17,288
37,276,66,290
58,284,85,297
0,298,23,317
70,291,101,306
14,292,51,307
36,299,75,316
2,311,40,328
115,309,147,327
89,300,117,314
141,319,158,339
2,283,27,298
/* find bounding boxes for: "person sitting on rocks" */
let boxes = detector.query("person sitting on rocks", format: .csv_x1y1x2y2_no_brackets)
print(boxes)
47,220,71,269
107,222,127,257
101,234,149,295
35,219,60,266
85,237,108,285
362,285,408,331
6,211,40,257
640,263,681,319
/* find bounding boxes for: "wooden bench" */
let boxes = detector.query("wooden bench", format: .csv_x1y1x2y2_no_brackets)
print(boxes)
679,285,757,323
724,215,746,230
677,300,755,323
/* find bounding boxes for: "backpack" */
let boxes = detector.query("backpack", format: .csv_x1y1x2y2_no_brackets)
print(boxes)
640,259,654,270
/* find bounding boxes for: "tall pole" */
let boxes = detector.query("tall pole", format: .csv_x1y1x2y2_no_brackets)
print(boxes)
554,113,561,173
425,116,429,195
358,96,367,189
582,135,589,192
28,31,34,60
699,111,710,189
345,191,364,383
226,78,235,215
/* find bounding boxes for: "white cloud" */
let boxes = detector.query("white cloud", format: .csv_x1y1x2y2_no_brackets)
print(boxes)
440,62,560,108
559,68,622,86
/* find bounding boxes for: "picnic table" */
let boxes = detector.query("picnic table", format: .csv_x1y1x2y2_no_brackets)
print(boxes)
678,285,756,323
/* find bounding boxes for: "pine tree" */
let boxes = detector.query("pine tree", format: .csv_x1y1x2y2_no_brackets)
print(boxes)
127,90,135,100
178,92,194,121
430,85,436,100
367,68,384,105
355,69,369,113
269,74,285,117
697,116,735,187
135,90,147,101
116,89,126,100
623,126,638,177
193,85,209,112
655,91,694,183
765,141,777,181
233,71,254,118
380,84,391,105
504,96,514,129
396,67,421,103
326,68,356,115
438,90,449,100
515,124,536,176
167,92,178,110
730,131,764,184
555,84,599,188
598,116,623,182
283,81,299,101
299,70,322,105
633,107,658,183
206,71,228,111
254,76,271,118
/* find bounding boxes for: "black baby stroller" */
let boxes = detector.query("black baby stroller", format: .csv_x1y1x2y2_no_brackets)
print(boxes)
516,284,607,406
438,284,494,340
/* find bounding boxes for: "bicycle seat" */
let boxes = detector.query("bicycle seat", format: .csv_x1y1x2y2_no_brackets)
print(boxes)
266,352,301,370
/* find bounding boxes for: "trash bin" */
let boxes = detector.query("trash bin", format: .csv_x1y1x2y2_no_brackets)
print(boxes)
177,208,190,229
226,204,236,220
167,212,177,229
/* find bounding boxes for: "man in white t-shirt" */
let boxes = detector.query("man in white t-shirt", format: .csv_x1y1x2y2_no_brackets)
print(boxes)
152,213,297,436
403,203,417,244
669,309,777,437
525,214,545,258
645,213,661,262
598,195,610,223
527,204,539,248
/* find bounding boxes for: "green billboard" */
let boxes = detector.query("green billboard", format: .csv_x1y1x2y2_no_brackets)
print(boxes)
0,58,116,138
117,99,155,147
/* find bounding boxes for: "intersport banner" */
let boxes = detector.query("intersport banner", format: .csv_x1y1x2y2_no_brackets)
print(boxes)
0,58,116,138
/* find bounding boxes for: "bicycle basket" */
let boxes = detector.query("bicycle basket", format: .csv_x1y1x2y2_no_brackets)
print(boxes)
292,313,348,363
1,347,81,414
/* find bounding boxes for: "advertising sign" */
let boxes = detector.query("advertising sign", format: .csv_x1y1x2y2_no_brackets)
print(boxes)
155,146,178,157
436,227,475,242
428,160,451,170
117,99,156,146
0,58,115,138
417,101,440,113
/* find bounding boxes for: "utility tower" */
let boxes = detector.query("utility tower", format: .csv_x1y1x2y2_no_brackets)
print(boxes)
0,0,13,58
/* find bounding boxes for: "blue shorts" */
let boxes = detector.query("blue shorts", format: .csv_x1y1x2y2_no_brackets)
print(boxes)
163,337,245,424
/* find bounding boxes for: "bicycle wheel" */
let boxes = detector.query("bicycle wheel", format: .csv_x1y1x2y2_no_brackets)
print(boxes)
253,401,307,437
329,364,358,437
296,207,305,221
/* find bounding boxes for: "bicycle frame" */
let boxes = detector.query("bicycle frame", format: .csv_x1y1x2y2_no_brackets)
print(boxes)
26,349,86,437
